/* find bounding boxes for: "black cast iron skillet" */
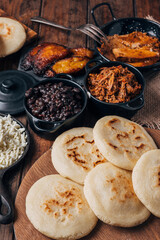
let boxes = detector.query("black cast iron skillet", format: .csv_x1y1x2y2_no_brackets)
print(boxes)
24,74,88,139
84,59,145,118
0,114,30,224
91,2,160,71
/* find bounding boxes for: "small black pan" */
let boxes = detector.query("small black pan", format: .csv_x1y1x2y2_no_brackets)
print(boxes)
24,74,88,139
84,59,145,118
0,114,30,224
91,2,160,71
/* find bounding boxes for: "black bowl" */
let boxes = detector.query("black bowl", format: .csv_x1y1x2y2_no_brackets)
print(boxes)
84,60,145,119
91,2,160,71
24,74,88,139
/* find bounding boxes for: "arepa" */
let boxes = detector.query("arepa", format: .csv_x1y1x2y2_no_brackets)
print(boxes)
93,116,157,170
84,162,150,227
26,174,97,239
132,149,160,217
0,17,26,57
51,127,107,184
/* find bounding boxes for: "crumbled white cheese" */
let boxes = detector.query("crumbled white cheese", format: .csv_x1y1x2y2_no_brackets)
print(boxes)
0,115,28,169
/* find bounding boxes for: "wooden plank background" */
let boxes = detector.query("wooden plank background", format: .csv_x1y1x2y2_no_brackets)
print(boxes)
0,0,159,239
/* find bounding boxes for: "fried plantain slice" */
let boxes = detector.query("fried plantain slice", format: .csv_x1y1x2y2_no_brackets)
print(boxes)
70,48,94,59
21,43,49,70
33,43,70,75
50,56,89,74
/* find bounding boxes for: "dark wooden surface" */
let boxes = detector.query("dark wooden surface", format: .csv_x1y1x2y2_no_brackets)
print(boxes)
0,0,159,239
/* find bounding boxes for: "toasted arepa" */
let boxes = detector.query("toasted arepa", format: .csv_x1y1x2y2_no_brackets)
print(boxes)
132,149,160,217
0,17,26,57
93,116,157,170
26,174,97,239
84,162,150,227
51,127,107,184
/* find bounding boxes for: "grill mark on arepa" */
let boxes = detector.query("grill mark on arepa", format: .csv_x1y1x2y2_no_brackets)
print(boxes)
125,150,131,153
65,135,85,144
67,150,88,170
135,143,145,150
108,118,119,124
152,167,160,187
108,143,118,150
116,132,129,140
135,136,141,140
65,133,107,170
93,159,106,167
86,140,94,144
41,186,84,221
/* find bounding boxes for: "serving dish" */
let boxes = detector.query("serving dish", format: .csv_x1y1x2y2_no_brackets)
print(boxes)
24,74,88,139
91,2,160,71
14,128,160,240
0,114,30,224
84,60,145,118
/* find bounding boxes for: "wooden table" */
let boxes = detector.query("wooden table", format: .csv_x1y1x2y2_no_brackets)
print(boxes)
0,0,159,239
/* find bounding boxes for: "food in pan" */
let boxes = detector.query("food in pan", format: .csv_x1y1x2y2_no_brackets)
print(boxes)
32,43,70,75
26,174,97,239
0,17,26,57
0,115,28,169
25,82,83,122
112,48,159,62
71,47,94,58
99,31,160,67
52,127,107,184
21,42,49,70
87,65,142,104
132,149,160,217
21,43,93,76
93,116,157,170
45,56,90,77
84,162,150,227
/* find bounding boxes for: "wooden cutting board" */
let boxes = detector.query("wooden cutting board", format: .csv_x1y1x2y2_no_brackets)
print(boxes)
14,128,160,240
0,9,37,43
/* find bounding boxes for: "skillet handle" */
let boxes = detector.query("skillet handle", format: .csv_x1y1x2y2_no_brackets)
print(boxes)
91,2,116,27
0,175,14,224
122,96,144,111
85,59,104,72
32,120,63,133
54,73,74,81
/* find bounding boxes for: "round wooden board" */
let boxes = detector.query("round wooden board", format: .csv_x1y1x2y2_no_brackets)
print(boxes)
14,129,160,240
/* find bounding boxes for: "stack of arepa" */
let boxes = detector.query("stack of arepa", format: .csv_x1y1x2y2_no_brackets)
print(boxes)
26,115,160,239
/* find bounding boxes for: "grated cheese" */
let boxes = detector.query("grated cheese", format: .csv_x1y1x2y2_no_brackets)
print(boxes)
0,115,28,169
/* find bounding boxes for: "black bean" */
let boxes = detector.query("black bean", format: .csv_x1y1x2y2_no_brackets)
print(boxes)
73,87,80,93
27,97,35,105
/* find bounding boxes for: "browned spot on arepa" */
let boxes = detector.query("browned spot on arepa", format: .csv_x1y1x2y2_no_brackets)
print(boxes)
64,133,107,171
41,185,84,221
106,172,138,203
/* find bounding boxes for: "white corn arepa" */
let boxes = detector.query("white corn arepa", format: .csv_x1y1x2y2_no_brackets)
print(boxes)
132,149,160,217
51,127,107,184
0,17,26,57
84,162,150,227
26,174,97,239
93,116,157,170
